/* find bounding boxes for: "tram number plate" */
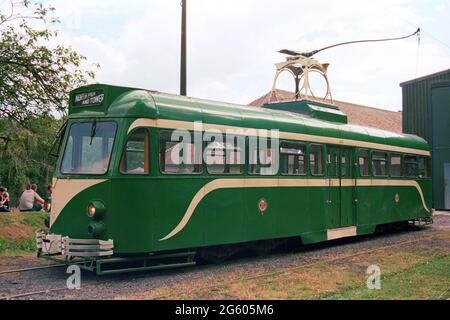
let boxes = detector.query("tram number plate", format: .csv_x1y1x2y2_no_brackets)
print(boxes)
73,90,105,107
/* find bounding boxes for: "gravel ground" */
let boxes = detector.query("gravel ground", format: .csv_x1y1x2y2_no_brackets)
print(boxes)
0,212,449,300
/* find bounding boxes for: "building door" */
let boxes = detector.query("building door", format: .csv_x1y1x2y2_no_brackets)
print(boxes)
431,82,450,209
327,146,356,228
445,163,450,210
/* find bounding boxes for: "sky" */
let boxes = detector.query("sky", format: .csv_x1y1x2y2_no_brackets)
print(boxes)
27,1,450,110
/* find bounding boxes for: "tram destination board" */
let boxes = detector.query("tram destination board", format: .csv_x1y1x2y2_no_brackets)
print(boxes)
72,90,105,107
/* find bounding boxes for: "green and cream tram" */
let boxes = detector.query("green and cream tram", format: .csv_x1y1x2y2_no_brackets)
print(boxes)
37,84,432,274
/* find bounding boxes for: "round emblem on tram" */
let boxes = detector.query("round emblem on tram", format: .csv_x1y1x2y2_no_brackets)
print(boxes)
258,198,268,214
395,193,400,203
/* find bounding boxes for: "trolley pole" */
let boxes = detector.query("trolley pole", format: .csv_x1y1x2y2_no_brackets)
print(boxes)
180,0,187,96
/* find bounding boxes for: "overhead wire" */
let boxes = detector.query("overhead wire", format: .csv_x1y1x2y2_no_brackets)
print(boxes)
312,28,420,56
367,0,450,52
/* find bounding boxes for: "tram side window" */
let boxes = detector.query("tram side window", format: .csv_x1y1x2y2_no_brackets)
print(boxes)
280,141,306,175
404,155,418,177
310,144,324,176
205,134,245,174
358,149,370,176
341,154,349,177
120,128,149,174
248,138,277,175
417,156,431,178
159,130,203,174
390,154,402,177
372,152,388,177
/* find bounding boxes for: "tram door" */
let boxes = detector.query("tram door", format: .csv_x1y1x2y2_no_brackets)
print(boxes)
327,146,355,228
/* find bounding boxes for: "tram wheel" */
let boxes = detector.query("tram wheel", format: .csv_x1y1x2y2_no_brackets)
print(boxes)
251,239,280,256
196,245,235,264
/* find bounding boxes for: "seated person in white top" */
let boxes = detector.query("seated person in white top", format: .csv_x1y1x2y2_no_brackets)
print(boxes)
18,184,44,212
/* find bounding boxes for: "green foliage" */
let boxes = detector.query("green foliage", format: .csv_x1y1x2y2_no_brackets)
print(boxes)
0,1,98,203
0,0,98,122
0,115,63,203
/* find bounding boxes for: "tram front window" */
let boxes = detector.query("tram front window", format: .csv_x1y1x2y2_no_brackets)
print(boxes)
61,121,117,174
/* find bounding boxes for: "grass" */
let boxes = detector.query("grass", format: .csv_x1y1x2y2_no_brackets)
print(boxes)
22,213,48,229
317,253,450,300
118,232,450,300
0,211,48,254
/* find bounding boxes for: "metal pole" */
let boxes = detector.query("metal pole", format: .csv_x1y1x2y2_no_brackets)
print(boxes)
295,75,300,99
180,0,187,96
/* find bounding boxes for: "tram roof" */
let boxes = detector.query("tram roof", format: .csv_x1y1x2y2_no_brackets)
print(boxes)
68,84,429,153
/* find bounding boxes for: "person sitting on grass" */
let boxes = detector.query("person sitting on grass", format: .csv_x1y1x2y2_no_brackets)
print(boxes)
0,187,10,212
18,184,44,212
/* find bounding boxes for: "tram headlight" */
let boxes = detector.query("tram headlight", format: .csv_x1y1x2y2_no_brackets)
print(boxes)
87,204,96,217
86,200,106,219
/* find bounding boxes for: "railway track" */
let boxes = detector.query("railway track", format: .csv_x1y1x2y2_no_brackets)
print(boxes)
0,287,69,300
0,264,67,275
0,257,100,276
0,260,95,300
0,231,441,300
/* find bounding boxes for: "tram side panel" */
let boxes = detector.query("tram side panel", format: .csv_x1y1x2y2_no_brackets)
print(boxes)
355,181,431,230
202,186,246,246
153,177,208,251
109,178,155,254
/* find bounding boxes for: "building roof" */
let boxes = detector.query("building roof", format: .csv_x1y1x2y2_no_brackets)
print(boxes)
400,68,450,87
248,89,402,133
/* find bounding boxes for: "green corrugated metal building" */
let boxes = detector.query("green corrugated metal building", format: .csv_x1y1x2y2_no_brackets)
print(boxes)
400,69,450,210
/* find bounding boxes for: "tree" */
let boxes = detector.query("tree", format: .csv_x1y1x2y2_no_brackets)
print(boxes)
0,1,98,205
0,115,63,203
0,0,98,122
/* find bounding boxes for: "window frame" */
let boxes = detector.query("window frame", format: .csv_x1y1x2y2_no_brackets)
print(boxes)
371,151,388,177
340,150,352,178
279,140,307,176
49,120,68,159
417,156,431,179
158,129,203,175
389,153,403,178
119,127,150,175
309,143,324,176
403,154,419,178
60,120,118,176
248,137,278,176
204,134,245,175
358,149,371,177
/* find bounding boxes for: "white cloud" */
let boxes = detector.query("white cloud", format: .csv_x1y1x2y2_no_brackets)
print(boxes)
42,0,450,110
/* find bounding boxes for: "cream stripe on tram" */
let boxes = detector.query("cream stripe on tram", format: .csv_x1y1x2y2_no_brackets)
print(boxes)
50,178,107,226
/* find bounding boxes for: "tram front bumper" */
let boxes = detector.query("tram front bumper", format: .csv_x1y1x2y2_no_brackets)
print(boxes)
36,230,114,257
